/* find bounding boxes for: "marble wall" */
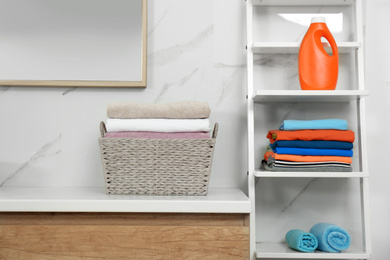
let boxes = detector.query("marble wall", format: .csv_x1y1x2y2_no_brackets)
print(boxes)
0,0,388,259
365,0,390,259
0,0,247,190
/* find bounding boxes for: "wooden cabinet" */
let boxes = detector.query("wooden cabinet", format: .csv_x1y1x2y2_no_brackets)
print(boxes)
0,212,249,259
0,180,251,259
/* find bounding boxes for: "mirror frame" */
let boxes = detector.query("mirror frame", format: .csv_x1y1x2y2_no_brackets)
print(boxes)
0,0,147,88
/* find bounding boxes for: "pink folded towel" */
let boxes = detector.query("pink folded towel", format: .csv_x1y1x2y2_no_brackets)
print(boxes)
104,131,210,139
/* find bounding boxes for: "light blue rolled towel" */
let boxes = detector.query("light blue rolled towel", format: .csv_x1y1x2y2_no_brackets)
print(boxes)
279,119,348,131
285,229,318,252
310,223,351,252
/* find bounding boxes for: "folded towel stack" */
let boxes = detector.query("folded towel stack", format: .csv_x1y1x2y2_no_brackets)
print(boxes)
104,101,212,139
262,119,354,172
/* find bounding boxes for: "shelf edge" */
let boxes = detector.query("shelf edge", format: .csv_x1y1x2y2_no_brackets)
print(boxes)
252,42,361,54
253,90,369,103
0,187,251,213
256,242,370,259
254,171,369,178
252,0,354,6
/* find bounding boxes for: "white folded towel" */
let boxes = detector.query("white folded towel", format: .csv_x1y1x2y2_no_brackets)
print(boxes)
106,118,211,133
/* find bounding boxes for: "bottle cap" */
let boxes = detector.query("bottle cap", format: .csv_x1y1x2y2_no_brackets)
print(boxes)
311,17,326,23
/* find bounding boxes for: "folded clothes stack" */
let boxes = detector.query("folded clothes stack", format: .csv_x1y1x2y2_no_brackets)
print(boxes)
104,101,212,139
262,119,354,172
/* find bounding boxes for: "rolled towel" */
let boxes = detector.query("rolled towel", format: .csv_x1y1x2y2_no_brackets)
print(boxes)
285,229,318,252
309,223,351,252
107,101,210,119
106,118,210,133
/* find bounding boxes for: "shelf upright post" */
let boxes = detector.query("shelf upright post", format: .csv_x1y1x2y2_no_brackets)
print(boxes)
246,0,256,259
355,0,372,256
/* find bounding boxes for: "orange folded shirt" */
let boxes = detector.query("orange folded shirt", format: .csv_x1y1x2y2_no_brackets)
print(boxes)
264,151,352,164
267,129,355,144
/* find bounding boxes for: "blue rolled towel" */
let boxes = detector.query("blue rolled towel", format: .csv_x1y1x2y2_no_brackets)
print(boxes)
285,229,318,252
310,223,351,252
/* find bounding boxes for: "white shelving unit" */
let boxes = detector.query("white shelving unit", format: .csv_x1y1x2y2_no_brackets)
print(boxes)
246,0,371,259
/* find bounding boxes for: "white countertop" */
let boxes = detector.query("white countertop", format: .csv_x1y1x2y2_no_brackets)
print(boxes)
0,187,251,213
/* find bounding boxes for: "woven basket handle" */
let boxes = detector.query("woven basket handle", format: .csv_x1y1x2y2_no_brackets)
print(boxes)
212,123,218,139
100,121,107,138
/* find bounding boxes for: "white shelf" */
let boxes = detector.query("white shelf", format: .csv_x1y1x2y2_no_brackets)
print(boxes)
254,170,369,178
0,187,251,213
252,42,360,54
252,0,354,6
253,90,369,103
256,242,370,259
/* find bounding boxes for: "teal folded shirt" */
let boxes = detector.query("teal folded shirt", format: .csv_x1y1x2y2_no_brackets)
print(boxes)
280,119,348,131
285,229,318,252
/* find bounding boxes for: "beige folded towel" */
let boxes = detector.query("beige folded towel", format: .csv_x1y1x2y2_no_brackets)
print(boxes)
107,101,210,119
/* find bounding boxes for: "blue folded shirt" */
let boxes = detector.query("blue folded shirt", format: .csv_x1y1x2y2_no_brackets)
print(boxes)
270,140,353,150
279,119,348,131
273,147,353,157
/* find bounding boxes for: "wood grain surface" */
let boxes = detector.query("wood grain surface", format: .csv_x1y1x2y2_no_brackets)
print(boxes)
0,213,249,259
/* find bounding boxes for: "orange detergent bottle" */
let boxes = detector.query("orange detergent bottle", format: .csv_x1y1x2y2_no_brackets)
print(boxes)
298,17,339,90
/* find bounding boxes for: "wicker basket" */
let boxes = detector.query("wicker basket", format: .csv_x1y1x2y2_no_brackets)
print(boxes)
99,121,218,196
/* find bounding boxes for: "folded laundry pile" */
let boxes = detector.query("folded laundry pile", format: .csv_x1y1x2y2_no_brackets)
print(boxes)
99,100,217,196
262,119,354,172
285,223,351,253
104,100,212,139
